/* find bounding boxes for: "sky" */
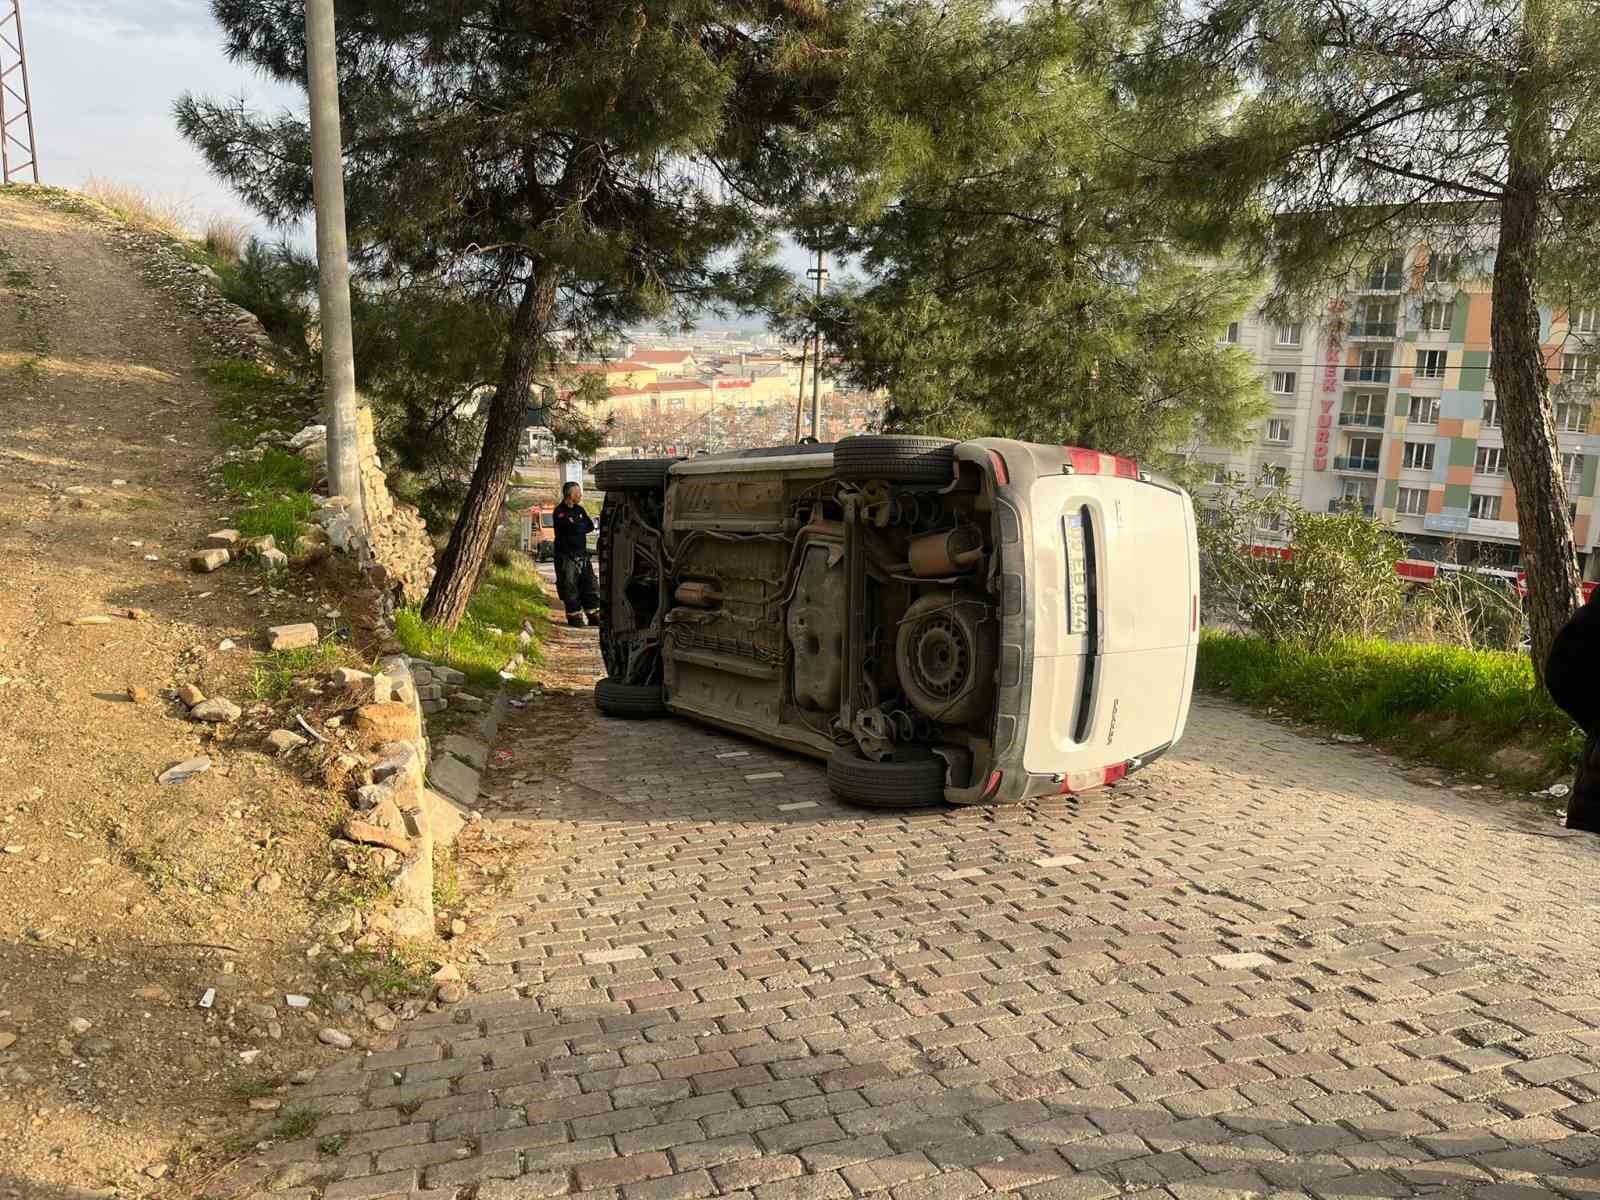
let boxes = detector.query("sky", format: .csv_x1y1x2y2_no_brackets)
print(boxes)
17,0,822,297
20,1,300,237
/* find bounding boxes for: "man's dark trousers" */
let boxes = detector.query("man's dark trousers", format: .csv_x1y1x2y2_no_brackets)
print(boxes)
556,552,601,624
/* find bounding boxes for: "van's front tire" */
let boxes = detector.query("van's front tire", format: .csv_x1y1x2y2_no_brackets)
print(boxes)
826,745,946,809
594,677,667,719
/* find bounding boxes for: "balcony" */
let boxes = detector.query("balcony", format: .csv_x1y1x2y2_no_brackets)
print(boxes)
1327,499,1375,516
1343,366,1393,383
1338,412,1386,428
1333,455,1380,473
1347,321,1400,340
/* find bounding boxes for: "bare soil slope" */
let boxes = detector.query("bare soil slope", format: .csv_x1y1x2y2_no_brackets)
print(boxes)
0,193,363,1196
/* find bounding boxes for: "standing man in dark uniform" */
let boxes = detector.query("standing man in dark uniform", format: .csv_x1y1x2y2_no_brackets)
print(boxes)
1547,584,1600,830
552,481,602,627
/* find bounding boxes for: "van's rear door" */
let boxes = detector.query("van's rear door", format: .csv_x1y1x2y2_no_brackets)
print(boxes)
1023,475,1194,775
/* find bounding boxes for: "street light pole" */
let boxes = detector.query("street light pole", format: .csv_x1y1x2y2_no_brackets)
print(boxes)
805,249,828,441
304,0,364,530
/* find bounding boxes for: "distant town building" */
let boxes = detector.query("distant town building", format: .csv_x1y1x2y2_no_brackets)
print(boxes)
1188,247,1600,581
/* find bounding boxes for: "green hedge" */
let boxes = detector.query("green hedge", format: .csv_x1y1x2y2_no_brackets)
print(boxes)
1197,630,1582,781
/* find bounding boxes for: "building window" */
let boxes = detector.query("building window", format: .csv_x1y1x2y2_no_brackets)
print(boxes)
1343,436,1381,470
1206,462,1230,485
1424,252,1459,283
1270,370,1297,395
1365,254,1404,290
1341,393,1385,427
1481,397,1502,427
1421,301,1454,332
1223,321,1240,344
1415,349,1448,379
1562,353,1598,383
1397,486,1428,516
1260,464,1290,490
1469,493,1503,521
1475,445,1507,475
1265,418,1293,444
1562,453,1585,488
1408,395,1440,424
1275,322,1303,347
1403,441,1436,470
1574,305,1599,334
1353,299,1399,337
1556,400,1593,433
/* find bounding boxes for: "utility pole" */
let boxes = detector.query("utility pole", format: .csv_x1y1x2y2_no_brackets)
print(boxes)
0,0,39,184
793,334,808,444
805,249,828,440
304,0,365,530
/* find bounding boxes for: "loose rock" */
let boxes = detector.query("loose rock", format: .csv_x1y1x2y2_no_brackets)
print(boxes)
190,549,229,573
267,623,319,651
318,1028,353,1049
255,871,283,895
190,697,242,724
176,683,206,707
266,729,309,754
435,982,466,1005
260,547,289,570
157,757,211,785
205,529,241,549
126,685,151,704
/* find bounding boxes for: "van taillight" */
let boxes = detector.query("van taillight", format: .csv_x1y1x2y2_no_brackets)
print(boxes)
987,450,1009,486
1059,762,1127,795
980,770,1004,800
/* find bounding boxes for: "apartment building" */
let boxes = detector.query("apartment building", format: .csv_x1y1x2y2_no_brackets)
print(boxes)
1193,249,1600,581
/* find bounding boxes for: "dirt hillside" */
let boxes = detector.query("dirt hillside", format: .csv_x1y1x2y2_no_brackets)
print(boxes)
0,190,397,1196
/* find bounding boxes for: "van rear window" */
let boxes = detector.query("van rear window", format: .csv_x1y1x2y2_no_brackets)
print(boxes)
1069,506,1099,744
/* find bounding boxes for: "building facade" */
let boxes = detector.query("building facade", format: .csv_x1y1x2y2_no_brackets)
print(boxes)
1193,250,1600,581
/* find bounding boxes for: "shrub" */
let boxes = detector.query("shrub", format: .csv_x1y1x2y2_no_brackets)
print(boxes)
215,239,315,355
1197,476,1405,644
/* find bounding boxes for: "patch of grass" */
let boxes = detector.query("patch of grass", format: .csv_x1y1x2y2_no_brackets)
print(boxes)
83,176,195,241
274,1105,322,1141
1197,630,1583,786
225,1077,279,1103
207,360,319,545
317,1134,348,1156
322,946,435,1001
432,846,461,910
204,214,250,264
208,359,307,445
251,642,360,702
395,553,548,688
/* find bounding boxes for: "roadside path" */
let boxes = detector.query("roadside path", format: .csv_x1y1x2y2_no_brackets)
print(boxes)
292,621,1600,1199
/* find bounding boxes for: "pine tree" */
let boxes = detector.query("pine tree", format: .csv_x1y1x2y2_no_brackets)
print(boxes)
779,0,1267,465
1134,0,1600,683
178,0,849,626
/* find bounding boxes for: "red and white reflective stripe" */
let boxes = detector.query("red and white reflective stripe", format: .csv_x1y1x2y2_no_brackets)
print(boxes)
1064,446,1138,478
1057,762,1127,795
980,770,1004,800
987,450,1010,486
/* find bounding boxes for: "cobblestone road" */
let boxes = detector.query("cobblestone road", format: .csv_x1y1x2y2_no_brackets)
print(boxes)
290,628,1600,1200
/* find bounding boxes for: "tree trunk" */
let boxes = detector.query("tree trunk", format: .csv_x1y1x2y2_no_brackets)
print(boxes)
420,264,559,628
1490,3,1583,689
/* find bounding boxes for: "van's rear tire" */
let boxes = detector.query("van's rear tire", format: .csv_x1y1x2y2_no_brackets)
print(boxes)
833,436,957,485
594,677,667,719
826,745,947,809
594,457,675,491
